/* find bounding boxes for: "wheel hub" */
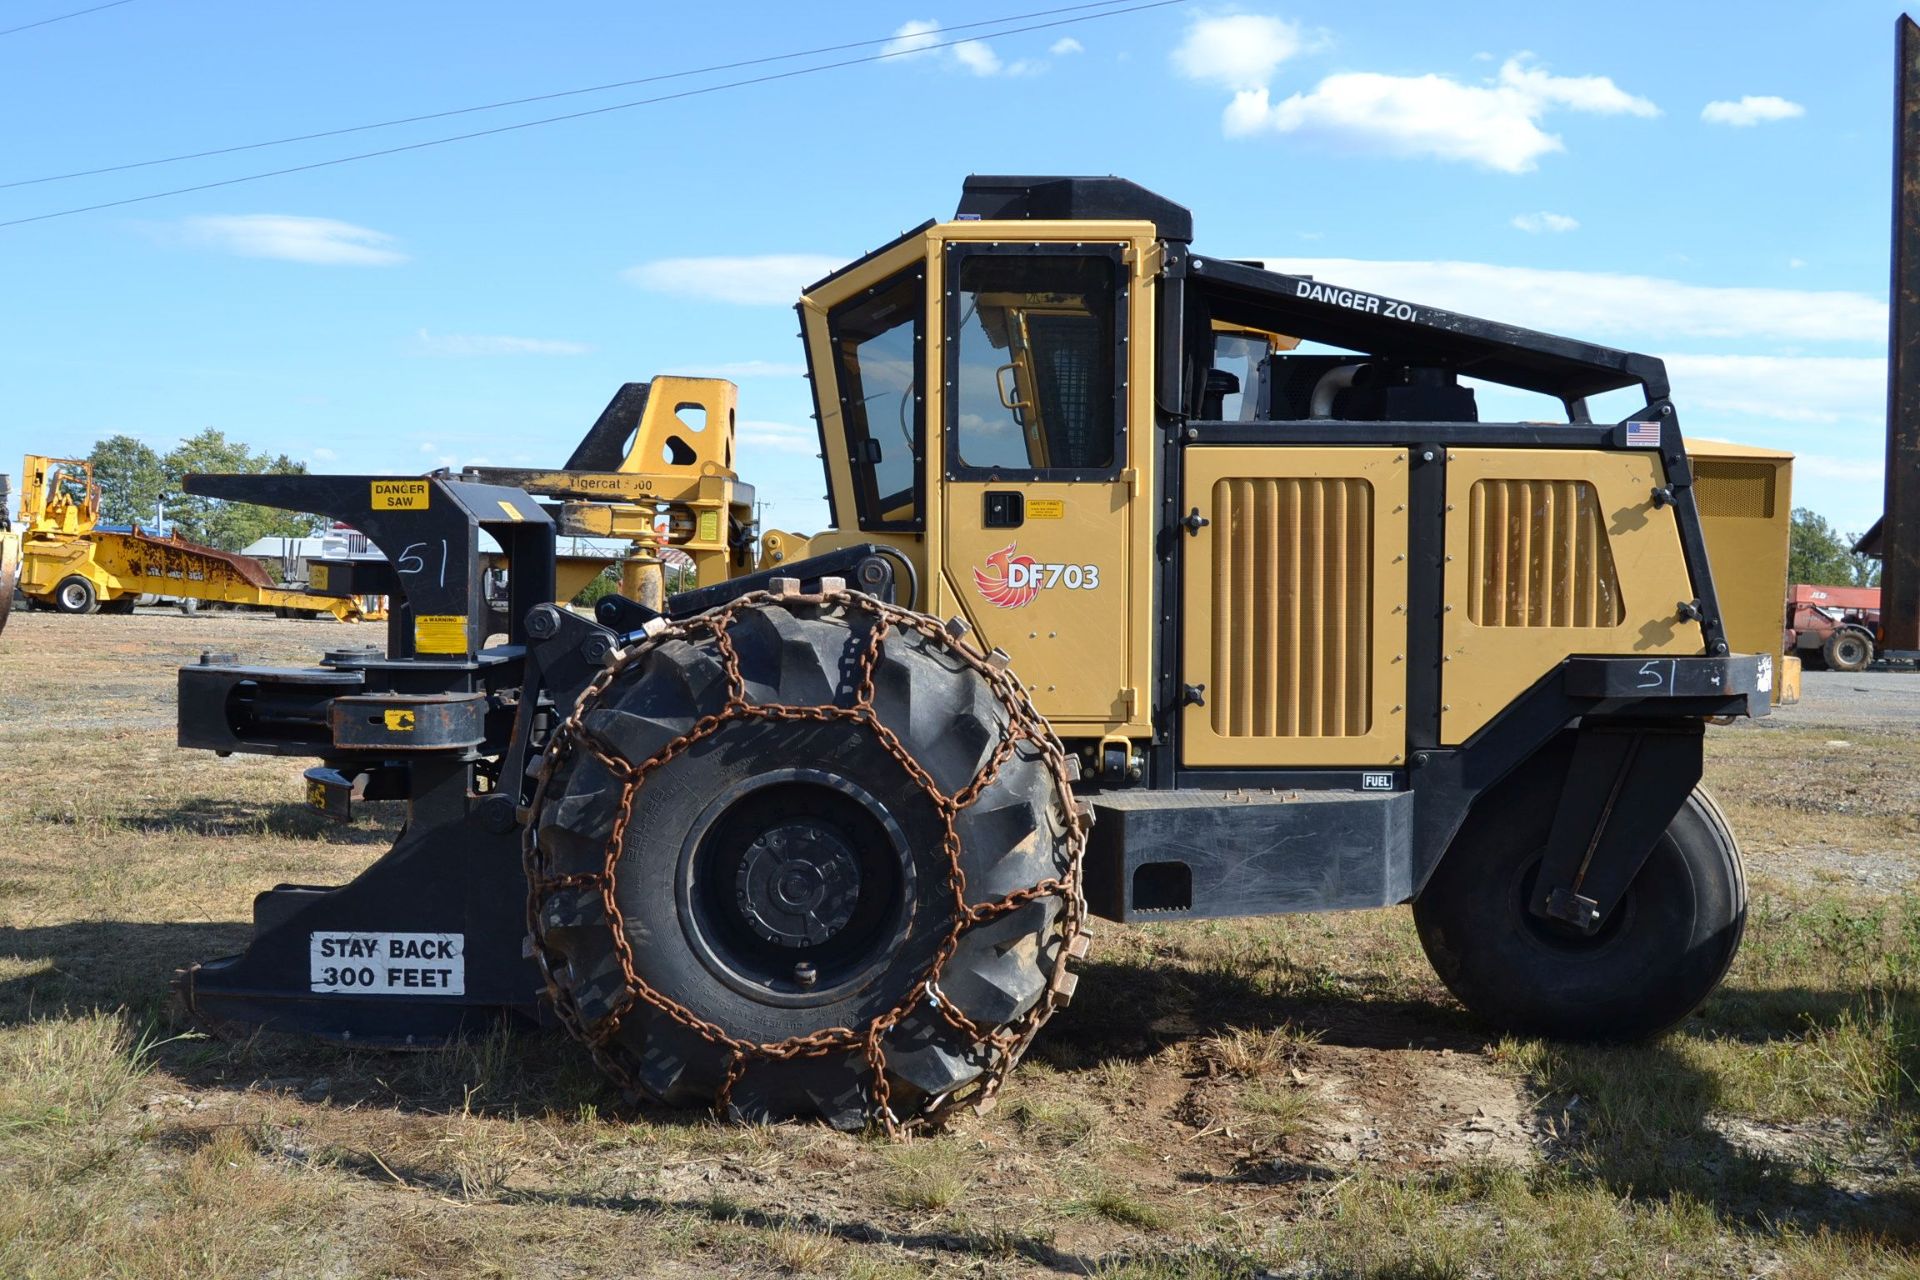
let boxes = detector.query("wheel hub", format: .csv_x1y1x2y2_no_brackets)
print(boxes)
735,822,862,948
675,769,918,1006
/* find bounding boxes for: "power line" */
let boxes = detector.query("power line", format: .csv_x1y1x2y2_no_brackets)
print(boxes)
0,0,138,39
3,0,1141,190
1,0,1188,228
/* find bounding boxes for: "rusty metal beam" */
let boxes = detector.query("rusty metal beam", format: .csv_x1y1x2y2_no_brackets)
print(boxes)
1884,14,1920,649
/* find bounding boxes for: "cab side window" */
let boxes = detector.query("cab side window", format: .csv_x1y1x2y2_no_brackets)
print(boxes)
828,268,924,530
947,251,1124,479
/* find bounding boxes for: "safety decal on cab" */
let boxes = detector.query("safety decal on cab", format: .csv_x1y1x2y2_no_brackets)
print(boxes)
972,543,1100,610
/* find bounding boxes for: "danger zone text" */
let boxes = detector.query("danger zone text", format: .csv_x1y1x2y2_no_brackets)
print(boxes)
1293,279,1420,323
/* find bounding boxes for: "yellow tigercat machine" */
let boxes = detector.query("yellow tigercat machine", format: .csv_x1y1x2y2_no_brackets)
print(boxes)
169,177,1788,1132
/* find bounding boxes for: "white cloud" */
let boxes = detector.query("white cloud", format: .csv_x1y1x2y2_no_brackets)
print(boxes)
623,254,846,306
738,419,819,456
1795,454,1883,485
1702,95,1805,127
1663,354,1885,425
1497,56,1657,117
665,360,809,379
309,446,336,461
1511,211,1579,233
1258,256,1885,344
411,329,594,357
883,19,1036,77
1211,54,1656,173
181,214,407,265
1050,37,1083,56
1789,257,1808,269
953,39,1002,76
1171,14,1305,91
881,18,940,58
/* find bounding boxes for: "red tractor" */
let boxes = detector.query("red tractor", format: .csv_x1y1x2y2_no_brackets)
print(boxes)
1786,583,1881,672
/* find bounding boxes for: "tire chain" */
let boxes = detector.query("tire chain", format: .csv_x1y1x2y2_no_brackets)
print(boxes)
522,580,1090,1136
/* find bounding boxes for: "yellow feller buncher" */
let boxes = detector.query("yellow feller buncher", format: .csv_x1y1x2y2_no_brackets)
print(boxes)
170,176,1792,1132
11,454,364,621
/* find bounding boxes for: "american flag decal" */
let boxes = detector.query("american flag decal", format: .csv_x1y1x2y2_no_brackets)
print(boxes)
1624,420,1662,448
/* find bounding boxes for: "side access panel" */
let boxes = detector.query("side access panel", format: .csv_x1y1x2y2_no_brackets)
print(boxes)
1180,447,1409,766
1441,449,1703,743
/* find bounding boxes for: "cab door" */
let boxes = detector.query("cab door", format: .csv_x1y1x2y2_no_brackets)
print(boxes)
937,241,1147,732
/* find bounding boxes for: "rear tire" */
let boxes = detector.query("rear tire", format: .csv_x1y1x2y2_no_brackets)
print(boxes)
53,575,98,614
529,592,1083,1129
1823,628,1873,673
1413,785,1745,1040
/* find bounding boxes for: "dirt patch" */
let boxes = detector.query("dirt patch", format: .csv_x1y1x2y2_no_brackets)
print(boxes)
1707,1116,1917,1200
1306,1044,1539,1169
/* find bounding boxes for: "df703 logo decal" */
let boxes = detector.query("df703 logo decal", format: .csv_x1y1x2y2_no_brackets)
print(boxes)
972,543,1101,610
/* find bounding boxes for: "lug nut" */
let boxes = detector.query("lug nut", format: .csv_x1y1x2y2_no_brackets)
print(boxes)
793,962,817,988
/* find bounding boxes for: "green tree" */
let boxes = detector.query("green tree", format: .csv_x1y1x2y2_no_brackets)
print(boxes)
85,434,168,526
162,429,314,550
1788,507,1881,587
572,564,621,607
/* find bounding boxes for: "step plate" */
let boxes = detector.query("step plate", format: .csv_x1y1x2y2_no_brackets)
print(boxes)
1084,789,1412,923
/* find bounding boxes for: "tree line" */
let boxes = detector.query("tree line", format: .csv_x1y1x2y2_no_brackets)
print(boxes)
85,430,313,552
1788,507,1880,588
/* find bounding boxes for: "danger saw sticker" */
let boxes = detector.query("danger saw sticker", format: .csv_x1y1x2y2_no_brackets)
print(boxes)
310,931,465,995
370,480,429,510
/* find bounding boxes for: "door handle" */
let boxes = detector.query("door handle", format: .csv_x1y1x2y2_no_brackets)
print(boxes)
994,363,1028,423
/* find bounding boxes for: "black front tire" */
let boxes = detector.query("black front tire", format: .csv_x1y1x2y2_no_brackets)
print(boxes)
53,575,98,614
530,594,1080,1129
1823,629,1873,673
1413,786,1745,1040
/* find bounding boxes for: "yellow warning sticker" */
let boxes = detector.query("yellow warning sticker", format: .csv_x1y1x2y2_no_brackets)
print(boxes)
371,480,430,510
309,563,330,591
1027,499,1066,520
414,615,467,654
383,709,417,731
306,779,328,810
697,510,721,544
497,500,524,522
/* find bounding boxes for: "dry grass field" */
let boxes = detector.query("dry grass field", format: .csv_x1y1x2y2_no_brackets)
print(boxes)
0,608,1916,1278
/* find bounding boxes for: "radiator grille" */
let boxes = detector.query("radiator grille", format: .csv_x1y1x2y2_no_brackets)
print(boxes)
1467,480,1623,627
1209,477,1373,738
1693,460,1777,518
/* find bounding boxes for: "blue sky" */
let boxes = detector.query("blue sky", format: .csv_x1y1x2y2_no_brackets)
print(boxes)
0,0,1902,536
